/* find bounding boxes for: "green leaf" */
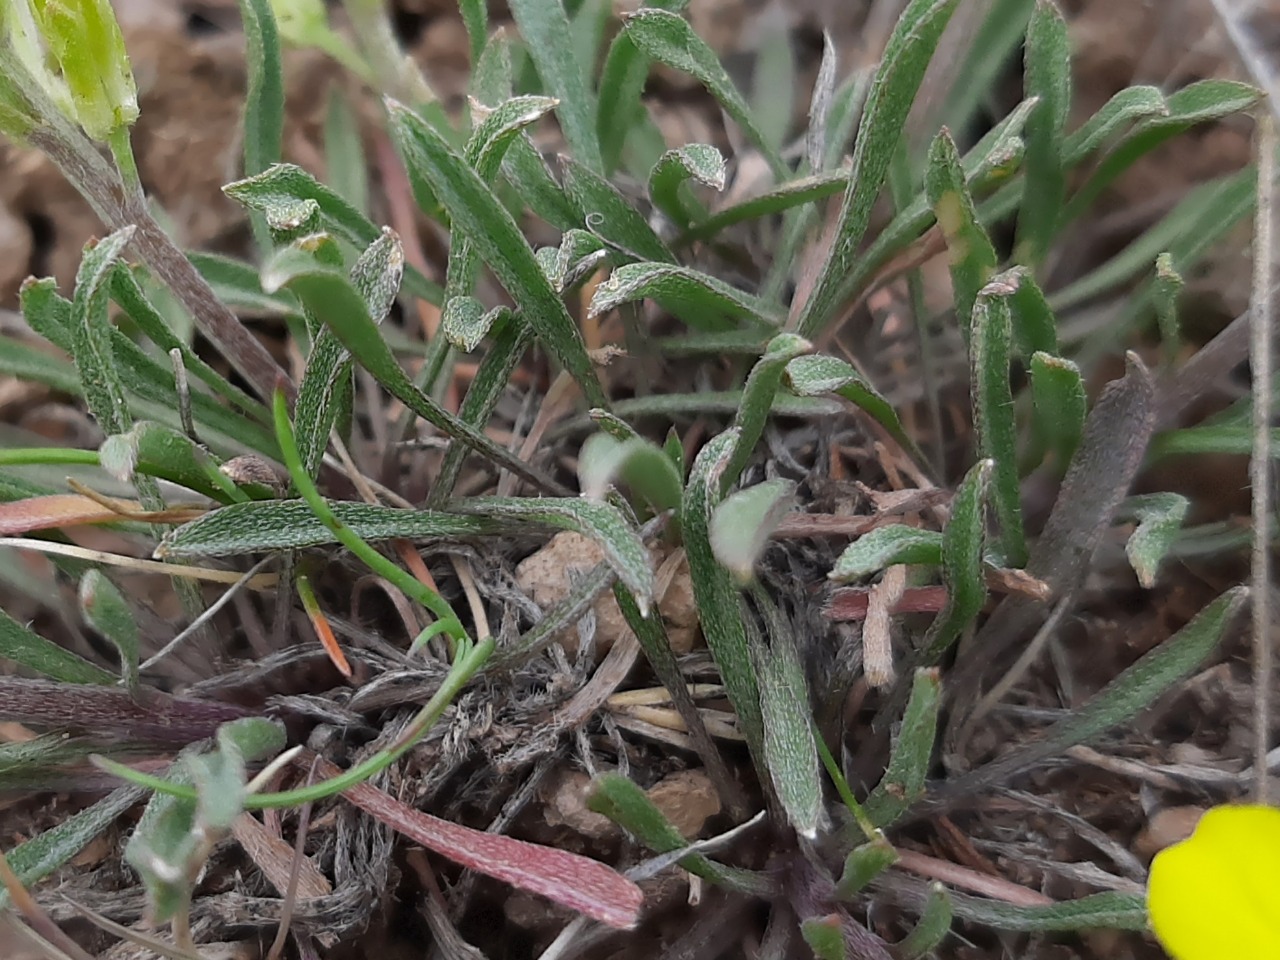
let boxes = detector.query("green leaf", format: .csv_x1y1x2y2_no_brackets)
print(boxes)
1062,85,1168,164
324,87,369,215
508,0,601,171
946,889,1146,932
1149,426,1280,459
553,229,609,291
78,570,140,693
110,264,268,417
578,432,684,515
949,587,1247,794
940,0,1035,137
590,261,782,331
72,229,136,437
1005,266,1058,358
158,498,504,557
648,143,725,228
784,354,916,456
836,834,898,898
682,430,765,758
801,917,847,960
1,784,143,903
926,129,998,341
596,0,688,172
710,479,796,584
505,136,583,232
18,276,74,352
865,669,941,827
1153,251,1184,361
796,0,961,338
237,0,284,250
125,791,200,924
754,594,824,838
442,296,508,352
1062,79,1261,225
223,162,442,305
1029,351,1085,471
969,281,1024,566
388,101,607,408
587,772,770,895
920,459,990,663
828,525,943,582
622,9,786,178
450,95,560,302
897,883,953,959
459,0,487,65
263,249,566,494
725,333,812,493
750,12,795,154
561,155,675,263
187,251,301,317
453,497,654,611
679,170,847,243
1123,492,1189,589
1015,0,1070,267
0,606,115,684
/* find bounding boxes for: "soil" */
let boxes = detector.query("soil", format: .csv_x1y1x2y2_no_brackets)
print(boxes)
0,1,1273,959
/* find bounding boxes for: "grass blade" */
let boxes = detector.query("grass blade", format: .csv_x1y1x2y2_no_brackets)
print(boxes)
1028,351,1085,472
795,0,961,338
1015,0,1070,267
711,479,797,584
562,155,675,263
920,459,991,664
724,333,812,493
865,669,941,827
236,0,284,250
77,570,139,692
388,101,608,408
828,526,943,582
508,0,601,172
1123,492,1190,589
648,143,724,229
590,262,782,331
0,607,115,685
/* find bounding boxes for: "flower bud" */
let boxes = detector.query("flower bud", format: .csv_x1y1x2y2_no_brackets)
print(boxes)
31,0,138,141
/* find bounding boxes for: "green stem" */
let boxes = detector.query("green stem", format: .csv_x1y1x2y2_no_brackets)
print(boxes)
814,727,877,840
107,125,141,198
272,387,468,643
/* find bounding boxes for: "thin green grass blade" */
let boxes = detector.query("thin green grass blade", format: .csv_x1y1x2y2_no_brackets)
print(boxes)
828,526,943,582
865,669,941,828
561,156,675,263
710,479,796,584
920,459,991,663
590,262,782,331
1028,351,1085,472
0,607,115,684
578,433,684,514
1015,0,1070,267
940,0,1035,136
1123,492,1190,589
724,334,812,493
324,87,370,215
678,170,847,243
78,570,140,693
648,144,724,229
72,229,136,437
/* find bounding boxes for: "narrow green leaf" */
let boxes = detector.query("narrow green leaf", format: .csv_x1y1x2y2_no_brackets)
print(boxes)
223,162,442,304
1062,85,1168,165
1029,351,1085,471
0,606,115,684
442,296,507,352
596,391,839,422
682,430,765,758
648,143,725,228
918,461,989,664
926,129,998,340
587,772,771,895
324,87,369,215
710,479,797,584
459,0,487,65
804,30,839,172
897,883,953,959
508,0,601,171
263,250,567,493
784,354,916,455
1062,79,1261,225
72,229,136,437
450,95,560,303
865,669,941,827
237,0,283,178
505,136,583,231
554,229,609,292
622,9,786,178
18,276,74,352
751,13,795,153
946,889,1145,932
754,593,825,838
388,101,607,408
125,790,200,924
725,333,812,493
158,498,505,558
1,784,143,902
1123,492,1189,589
453,496,654,611
78,570,140,693
1015,0,1070,267
578,432,683,514
970,282,1024,566
801,917,847,960
836,834,898,898
679,170,847,243
187,251,302,317
596,0,688,172
940,0,1035,137
561,155,675,263
828,526,942,582
590,261,782,331
1149,426,1280,459
1006,266,1058,358
796,0,961,337
949,587,1246,793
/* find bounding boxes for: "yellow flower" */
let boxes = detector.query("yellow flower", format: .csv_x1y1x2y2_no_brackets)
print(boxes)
1147,804,1280,959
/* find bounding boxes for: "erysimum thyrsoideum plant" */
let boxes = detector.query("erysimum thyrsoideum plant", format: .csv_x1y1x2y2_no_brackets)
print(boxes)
1147,804,1280,958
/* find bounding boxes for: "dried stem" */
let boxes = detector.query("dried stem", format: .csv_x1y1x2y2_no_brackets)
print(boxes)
1251,110,1276,803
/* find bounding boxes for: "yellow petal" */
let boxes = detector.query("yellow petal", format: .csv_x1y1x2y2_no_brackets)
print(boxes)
1147,804,1280,959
